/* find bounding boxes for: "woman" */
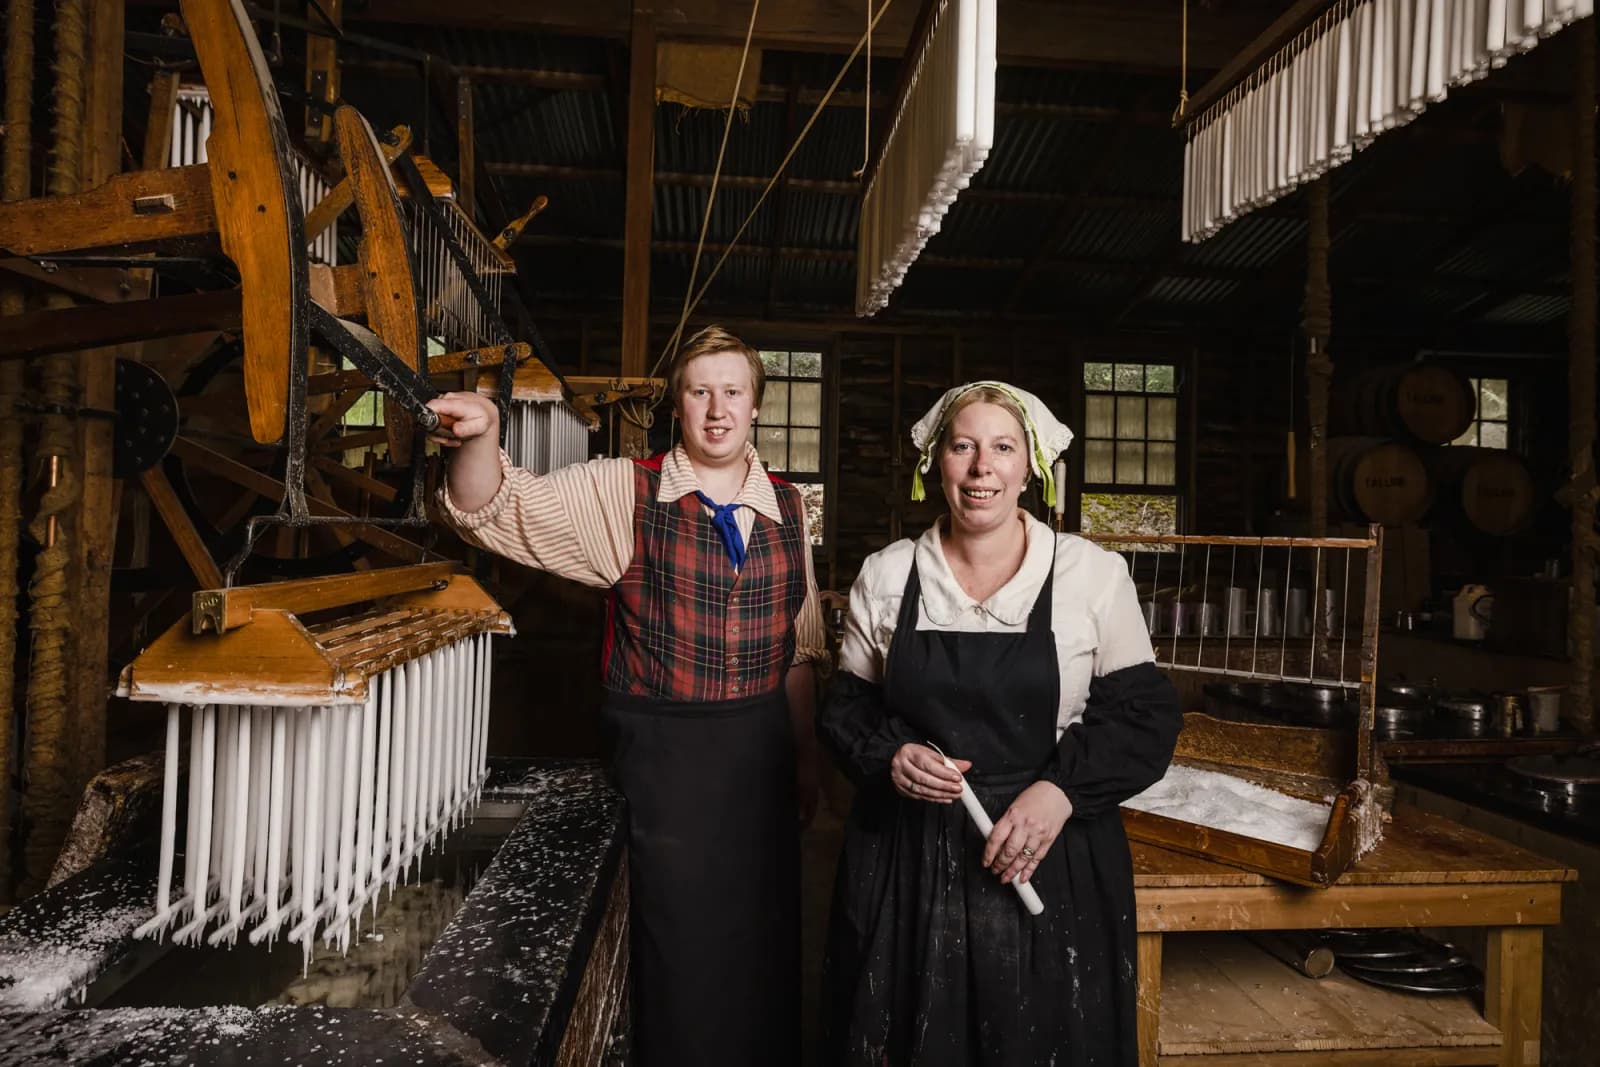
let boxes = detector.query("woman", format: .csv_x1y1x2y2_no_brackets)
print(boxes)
427,326,824,1067
819,381,1181,1066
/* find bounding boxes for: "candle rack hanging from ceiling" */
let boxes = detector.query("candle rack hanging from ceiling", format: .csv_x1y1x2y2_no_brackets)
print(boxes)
854,0,996,315
1181,0,1595,244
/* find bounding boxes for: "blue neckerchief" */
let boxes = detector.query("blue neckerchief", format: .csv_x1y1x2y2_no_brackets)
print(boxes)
694,491,746,571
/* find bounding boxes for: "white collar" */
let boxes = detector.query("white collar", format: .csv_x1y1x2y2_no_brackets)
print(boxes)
913,511,1055,626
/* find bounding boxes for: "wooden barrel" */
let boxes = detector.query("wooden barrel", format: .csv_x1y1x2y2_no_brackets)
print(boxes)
1327,437,1432,525
1346,364,1476,444
1426,446,1536,536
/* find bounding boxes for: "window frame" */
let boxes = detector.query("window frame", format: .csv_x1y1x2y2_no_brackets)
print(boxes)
1452,376,1510,450
752,346,829,549
1077,358,1187,536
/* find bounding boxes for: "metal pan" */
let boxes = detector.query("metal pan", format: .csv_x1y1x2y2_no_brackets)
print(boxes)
1339,963,1482,994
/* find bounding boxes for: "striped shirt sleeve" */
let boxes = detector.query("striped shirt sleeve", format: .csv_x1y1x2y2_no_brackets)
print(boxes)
438,449,636,589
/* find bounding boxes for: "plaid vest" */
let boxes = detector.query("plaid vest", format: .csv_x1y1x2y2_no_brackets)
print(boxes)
603,457,809,702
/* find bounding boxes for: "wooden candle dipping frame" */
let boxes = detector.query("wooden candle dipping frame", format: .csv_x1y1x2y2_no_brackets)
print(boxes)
1087,527,1387,888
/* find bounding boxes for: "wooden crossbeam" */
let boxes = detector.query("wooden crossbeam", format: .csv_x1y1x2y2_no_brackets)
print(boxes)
0,165,217,257
0,290,242,362
191,561,456,634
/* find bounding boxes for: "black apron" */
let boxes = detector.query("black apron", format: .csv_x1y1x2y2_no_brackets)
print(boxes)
602,687,800,1067
823,553,1140,1066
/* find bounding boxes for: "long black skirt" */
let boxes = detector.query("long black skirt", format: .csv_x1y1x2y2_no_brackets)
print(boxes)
823,772,1140,1067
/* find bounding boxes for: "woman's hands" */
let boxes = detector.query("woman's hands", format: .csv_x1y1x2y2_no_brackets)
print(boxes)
890,743,970,803
425,391,499,448
983,781,1072,885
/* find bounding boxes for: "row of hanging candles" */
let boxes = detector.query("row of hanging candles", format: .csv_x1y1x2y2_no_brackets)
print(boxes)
1183,0,1595,243
856,0,996,315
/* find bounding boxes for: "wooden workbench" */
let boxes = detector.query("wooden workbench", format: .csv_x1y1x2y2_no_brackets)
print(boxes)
1132,805,1576,1067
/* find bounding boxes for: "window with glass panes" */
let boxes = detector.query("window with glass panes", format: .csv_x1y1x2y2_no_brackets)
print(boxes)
1080,362,1181,539
1450,377,1509,449
755,350,825,546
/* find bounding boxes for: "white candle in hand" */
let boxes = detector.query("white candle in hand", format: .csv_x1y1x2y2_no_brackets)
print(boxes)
942,756,1046,917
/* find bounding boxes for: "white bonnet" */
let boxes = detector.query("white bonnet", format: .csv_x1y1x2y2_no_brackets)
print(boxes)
909,381,1075,506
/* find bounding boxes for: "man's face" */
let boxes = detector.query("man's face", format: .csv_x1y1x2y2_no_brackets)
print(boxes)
676,351,759,465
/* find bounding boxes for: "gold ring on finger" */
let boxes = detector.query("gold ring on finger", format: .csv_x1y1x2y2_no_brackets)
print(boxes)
1021,847,1036,858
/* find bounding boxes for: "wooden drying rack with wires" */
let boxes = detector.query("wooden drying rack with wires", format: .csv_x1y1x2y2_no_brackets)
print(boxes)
1087,527,1386,887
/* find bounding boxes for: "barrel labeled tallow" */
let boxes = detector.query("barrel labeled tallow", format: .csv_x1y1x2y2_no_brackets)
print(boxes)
1327,437,1432,525
1426,446,1536,536
1346,363,1476,444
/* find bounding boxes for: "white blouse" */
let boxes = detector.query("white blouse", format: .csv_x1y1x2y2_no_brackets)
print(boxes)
837,512,1157,735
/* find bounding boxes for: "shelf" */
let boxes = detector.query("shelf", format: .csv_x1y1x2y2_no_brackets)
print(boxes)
1158,933,1500,1064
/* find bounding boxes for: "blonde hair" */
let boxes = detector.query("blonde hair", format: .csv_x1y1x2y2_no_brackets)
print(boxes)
668,325,765,408
933,386,1029,453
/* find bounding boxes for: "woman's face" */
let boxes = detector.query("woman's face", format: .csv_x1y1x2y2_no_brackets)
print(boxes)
937,400,1030,538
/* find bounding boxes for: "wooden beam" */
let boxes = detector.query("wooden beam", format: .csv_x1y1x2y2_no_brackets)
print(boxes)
348,0,1271,72
618,3,654,457
0,258,134,304
0,164,216,256
0,290,242,361
304,0,341,145
75,0,129,803
138,464,225,588
303,123,412,244
141,69,181,171
192,561,455,634
1183,0,1332,121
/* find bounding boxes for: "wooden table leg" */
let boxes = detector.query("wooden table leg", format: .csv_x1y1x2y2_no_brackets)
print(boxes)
1137,931,1162,1067
1486,926,1544,1066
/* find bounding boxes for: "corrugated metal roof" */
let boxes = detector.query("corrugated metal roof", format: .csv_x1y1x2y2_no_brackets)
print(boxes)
1178,215,1305,270
1480,293,1571,325
1055,208,1171,262
1145,276,1240,305
325,24,1575,335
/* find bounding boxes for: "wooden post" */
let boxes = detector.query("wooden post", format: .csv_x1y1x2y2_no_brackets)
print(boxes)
825,334,841,590
457,74,475,218
1135,931,1163,1066
304,0,341,145
1485,926,1544,1067
69,0,125,807
1304,179,1335,655
1569,21,1596,736
1,0,37,903
1303,178,1333,538
618,3,655,458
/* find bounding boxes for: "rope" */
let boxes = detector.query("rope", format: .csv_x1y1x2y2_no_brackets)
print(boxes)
648,0,898,387
1170,0,1188,128
853,0,871,178
1,0,35,904
660,0,764,382
22,0,87,896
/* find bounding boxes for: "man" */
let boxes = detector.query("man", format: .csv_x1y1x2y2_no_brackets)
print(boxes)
428,325,822,1065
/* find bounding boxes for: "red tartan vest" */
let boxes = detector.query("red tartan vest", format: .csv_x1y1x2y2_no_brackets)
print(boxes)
603,456,809,703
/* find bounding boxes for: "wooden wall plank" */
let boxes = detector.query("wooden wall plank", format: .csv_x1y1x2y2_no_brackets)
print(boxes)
618,3,655,458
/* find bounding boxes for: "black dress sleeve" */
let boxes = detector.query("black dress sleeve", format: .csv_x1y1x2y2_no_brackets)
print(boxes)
1038,661,1182,820
817,669,918,786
